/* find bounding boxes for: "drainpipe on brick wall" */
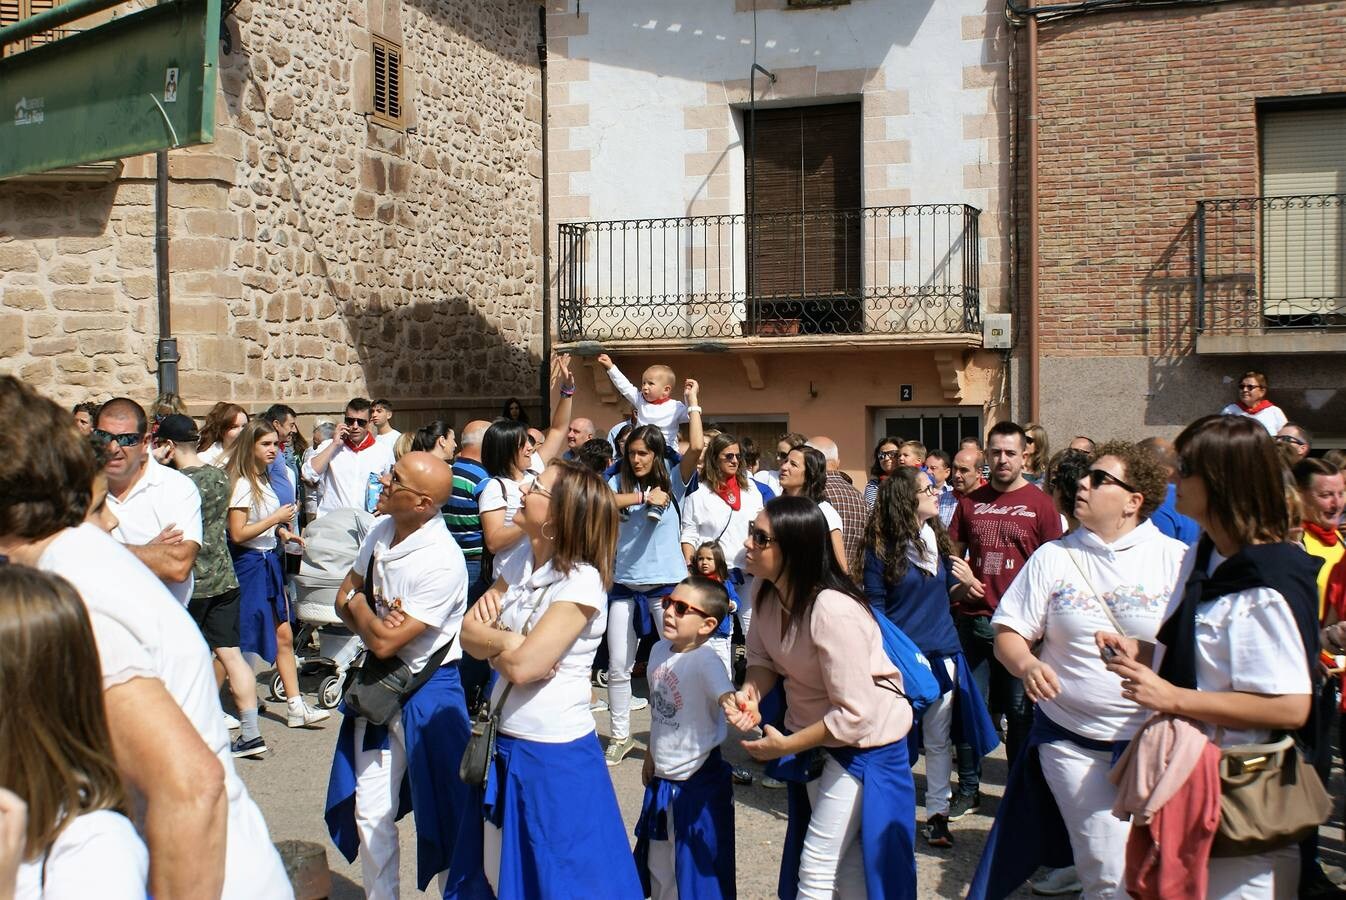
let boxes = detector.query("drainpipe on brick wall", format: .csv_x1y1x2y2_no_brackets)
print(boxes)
155,149,180,396
537,5,552,428
1026,7,1040,423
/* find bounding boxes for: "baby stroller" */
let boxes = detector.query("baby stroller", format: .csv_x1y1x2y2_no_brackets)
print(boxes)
286,508,377,709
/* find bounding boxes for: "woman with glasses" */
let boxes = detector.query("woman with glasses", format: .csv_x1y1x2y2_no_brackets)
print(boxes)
1099,417,1318,899
970,442,1187,899
779,445,847,566
863,437,902,512
724,496,915,898
857,467,996,850
680,432,766,635
601,386,705,767
1220,370,1288,436
451,461,642,900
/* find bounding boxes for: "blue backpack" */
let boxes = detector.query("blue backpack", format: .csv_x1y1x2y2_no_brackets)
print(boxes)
871,611,941,715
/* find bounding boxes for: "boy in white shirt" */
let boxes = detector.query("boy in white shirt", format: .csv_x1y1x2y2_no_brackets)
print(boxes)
597,354,691,449
635,576,737,899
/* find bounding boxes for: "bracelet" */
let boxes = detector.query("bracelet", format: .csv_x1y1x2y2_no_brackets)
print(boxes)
559,386,575,398
687,404,702,413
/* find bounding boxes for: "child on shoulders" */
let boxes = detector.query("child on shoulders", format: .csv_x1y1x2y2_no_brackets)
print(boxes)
635,576,740,900
597,354,691,450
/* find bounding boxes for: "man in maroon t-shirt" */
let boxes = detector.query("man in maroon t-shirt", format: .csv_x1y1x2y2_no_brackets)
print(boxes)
946,420,1062,813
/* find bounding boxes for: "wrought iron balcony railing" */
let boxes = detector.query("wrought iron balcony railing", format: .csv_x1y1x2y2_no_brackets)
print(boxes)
1197,193,1346,334
556,204,981,344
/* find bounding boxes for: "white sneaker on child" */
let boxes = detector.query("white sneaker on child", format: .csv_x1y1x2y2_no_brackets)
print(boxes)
286,700,330,728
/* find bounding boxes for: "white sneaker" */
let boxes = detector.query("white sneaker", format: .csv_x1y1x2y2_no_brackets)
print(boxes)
1031,866,1082,896
589,698,609,712
629,696,649,712
286,701,331,728
223,713,241,731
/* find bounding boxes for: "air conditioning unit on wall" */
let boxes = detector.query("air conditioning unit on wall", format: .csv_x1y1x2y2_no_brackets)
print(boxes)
983,313,1012,350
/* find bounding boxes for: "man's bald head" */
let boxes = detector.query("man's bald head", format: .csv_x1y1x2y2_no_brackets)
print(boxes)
461,420,490,447
398,451,454,509
566,417,595,450
807,436,840,471
1138,436,1178,477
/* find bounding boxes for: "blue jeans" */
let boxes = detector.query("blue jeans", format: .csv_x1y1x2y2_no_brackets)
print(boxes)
954,614,1032,796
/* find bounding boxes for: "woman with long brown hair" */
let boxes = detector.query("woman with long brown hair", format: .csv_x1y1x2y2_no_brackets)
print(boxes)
198,402,248,468
1023,422,1050,486
0,565,148,898
450,460,641,899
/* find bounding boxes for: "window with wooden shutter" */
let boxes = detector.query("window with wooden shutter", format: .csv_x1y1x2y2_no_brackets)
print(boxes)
1,0,66,57
371,36,403,128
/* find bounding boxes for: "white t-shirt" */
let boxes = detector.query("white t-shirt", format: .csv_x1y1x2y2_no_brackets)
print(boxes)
993,521,1187,741
302,438,396,515
477,474,533,580
39,525,291,898
198,442,228,468
375,428,402,447
754,469,781,497
606,365,689,449
819,500,843,536
108,456,204,606
228,477,281,551
1152,547,1313,747
16,810,147,900
647,640,735,781
679,481,766,571
491,560,607,742
352,515,468,671
1219,402,1288,436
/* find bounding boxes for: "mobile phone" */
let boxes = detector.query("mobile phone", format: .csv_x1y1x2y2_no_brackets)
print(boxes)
746,726,764,741
1101,645,1119,661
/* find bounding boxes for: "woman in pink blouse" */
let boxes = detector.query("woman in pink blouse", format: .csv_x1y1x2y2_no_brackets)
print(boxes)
723,495,917,899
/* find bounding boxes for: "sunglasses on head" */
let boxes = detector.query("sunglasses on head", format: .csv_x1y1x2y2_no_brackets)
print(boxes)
345,416,369,427
748,527,775,548
662,596,712,619
1088,468,1139,493
92,429,144,447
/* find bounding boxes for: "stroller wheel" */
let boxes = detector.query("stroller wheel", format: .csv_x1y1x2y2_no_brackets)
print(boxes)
269,672,288,703
318,675,343,710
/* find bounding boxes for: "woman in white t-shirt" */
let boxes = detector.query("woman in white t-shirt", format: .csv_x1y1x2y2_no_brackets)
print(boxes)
1101,416,1317,900
990,441,1187,897
226,419,326,729
453,460,642,899
196,401,248,468
778,445,847,566
0,566,148,900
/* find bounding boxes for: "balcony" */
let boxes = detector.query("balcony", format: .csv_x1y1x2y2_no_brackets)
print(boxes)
555,204,982,350
1196,193,1346,355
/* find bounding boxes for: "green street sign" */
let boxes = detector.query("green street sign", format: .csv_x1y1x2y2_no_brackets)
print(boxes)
0,0,219,179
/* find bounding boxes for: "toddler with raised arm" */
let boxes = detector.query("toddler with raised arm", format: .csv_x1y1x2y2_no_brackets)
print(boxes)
597,354,691,450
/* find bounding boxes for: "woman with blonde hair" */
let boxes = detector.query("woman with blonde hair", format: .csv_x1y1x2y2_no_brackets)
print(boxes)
451,460,642,899
0,565,148,899
198,401,248,468
1023,423,1050,486
225,418,326,729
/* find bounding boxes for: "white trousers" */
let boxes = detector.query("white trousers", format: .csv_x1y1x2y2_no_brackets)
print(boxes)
1039,741,1128,899
798,755,866,899
606,592,666,740
706,635,732,680
922,657,958,816
1206,846,1299,900
736,574,755,637
647,806,679,900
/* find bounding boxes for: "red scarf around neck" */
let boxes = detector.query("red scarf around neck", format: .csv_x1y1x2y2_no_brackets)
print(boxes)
648,395,672,405
1238,398,1273,415
715,478,741,511
345,431,376,453
1305,521,1341,548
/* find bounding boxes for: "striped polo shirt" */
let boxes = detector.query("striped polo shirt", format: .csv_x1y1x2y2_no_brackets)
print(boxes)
446,458,488,559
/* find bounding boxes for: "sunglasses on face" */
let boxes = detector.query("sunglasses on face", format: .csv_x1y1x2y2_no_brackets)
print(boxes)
662,596,712,619
776,451,789,460
1088,468,1140,493
720,453,740,462
1276,435,1306,447
1238,383,1261,391
92,429,144,447
387,469,431,500
877,450,899,460
345,416,369,427
748,527,775,548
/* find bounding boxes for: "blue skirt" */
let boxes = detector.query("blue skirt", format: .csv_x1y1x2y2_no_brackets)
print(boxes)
446,731,643,900
324,664,472,891
634,748,735,899
230,545,285,663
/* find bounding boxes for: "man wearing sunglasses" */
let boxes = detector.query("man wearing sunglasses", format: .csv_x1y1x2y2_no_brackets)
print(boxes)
303,397,396,517
1276,423,1312,462
97,398,203,607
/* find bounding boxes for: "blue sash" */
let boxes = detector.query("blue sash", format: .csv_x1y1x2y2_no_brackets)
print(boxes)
967,709,1129,900
446,732,643,900
609,583,676,639
324,663,472,891
907,652,1000,764
777,740,917,900
229,545,285,662
633,748,736,899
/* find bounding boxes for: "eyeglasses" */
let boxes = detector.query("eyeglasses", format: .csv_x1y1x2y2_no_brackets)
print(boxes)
776,451,790,461
877,450,899,460
1238,383,1261,392
748,527,775,548
386,469,432,500
345,416,369,427
524,480,552,500
662,596,712,619
1087,468,1140,493
92,429,144,447
720,453,740,462
917,483,939,497
1276,435,1306,447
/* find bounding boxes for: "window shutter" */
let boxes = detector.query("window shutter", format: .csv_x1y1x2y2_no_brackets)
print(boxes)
371,37,402,125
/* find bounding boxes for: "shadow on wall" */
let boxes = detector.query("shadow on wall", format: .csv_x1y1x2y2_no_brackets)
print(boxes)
0,180,120,240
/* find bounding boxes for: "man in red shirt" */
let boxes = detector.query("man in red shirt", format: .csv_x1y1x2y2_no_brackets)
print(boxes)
947,420,1062,815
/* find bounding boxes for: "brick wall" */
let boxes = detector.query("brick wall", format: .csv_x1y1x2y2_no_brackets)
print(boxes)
1025,0,1346,358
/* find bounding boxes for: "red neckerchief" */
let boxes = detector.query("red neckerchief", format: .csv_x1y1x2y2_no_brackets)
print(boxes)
344,431,376,453
1238,398,1273,414
649,396,672,405
1305,521,1342,548
715,478,741,511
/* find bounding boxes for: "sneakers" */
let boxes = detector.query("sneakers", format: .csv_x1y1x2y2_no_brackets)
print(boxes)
630,696,649,712
760,776,787,789
947,790,981,821
231,735,269,759
924,813,953,848
286,701,331,728
604,736,636,766
731,766,754,786
589,697,609,712
1031,866,1082,896
223,712,241,731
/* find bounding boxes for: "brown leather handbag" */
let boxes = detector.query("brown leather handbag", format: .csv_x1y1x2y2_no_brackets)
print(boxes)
1211,734,1332,858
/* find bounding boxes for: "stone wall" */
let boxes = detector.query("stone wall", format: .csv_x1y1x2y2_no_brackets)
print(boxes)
1,0,544,420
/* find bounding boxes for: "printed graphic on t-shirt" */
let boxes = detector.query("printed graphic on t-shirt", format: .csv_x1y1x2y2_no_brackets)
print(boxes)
651,667,683,728
1047,581,1170,619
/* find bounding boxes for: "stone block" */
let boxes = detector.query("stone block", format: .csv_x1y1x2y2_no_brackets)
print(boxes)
196,336,247,374
122,275,156,300
0,244,40,272
56,236,115,254
2,287,48,310
25,313,57,338
79,331,127,356
179,370,230,400
169,154,239,184
52,287,116,312
62,313,126,333
175,299,230,334
0,315,23,356
30,335,78,356
171,238,230,272
49,261,92,285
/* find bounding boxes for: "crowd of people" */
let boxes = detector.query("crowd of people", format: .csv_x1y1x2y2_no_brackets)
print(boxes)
2,364,1345,900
